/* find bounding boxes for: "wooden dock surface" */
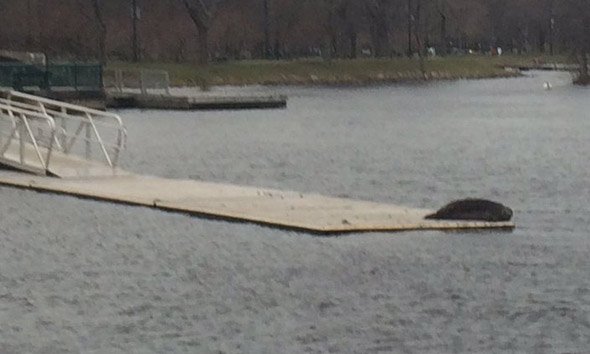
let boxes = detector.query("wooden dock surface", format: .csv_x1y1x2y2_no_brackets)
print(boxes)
0,172,515,234
106,92,287,110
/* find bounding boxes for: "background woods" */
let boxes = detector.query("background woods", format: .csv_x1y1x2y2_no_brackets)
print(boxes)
0,0,588,63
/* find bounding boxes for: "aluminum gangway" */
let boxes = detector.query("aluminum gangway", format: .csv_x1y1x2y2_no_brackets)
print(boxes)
0,91,127,177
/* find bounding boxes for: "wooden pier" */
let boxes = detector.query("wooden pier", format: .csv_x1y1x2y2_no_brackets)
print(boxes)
106,92,287,110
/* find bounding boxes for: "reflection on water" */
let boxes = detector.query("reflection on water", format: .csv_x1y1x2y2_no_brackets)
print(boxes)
0,71,589,353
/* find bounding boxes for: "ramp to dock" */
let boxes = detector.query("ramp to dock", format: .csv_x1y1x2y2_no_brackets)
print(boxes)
0,91,514,234
0,90,126,177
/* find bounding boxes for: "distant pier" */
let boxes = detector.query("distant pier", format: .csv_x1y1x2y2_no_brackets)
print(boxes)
106,91,287,110
504,63,579,72
102,68,287,110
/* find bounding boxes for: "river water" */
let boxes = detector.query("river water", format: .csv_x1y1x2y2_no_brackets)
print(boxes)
0,71,589,353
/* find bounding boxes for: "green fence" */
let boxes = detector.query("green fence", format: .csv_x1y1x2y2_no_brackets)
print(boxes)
0,63,103,91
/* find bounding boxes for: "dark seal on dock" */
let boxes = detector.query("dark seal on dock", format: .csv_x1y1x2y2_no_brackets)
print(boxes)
425,199,513,222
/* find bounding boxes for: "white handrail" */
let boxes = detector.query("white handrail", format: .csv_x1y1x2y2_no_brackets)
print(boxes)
7,91,123,125
0,102,56,171
104,68,171,95
4,90,127,169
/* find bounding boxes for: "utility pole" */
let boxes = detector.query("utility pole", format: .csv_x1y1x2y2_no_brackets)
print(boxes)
263,0,271,59
132,0,140,62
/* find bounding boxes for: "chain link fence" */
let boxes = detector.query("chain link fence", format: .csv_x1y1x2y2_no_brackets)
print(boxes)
0,63,102,91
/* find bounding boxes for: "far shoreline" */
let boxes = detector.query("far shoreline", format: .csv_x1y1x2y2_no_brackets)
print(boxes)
106,55,568,89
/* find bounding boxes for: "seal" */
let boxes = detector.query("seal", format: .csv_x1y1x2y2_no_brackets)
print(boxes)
425,199,513,222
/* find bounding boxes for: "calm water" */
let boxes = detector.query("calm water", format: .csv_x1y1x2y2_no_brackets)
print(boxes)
1,72,589,353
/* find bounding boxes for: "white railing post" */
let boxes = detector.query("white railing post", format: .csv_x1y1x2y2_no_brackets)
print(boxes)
22,114,47,169
165,72,171,95
85,121,91,159
18,116,25,164
85,112,113,167
140,70,147,95
115,69,124,92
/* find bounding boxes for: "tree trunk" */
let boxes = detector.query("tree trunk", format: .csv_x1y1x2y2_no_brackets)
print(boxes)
181,0,211,65
347,23,357,59
196,26,209,65
407,0,413,57
440,12,447,56
414,0,426,77
538,29,546,53
371,17,388,57
262,0,271,59
91,0,107,64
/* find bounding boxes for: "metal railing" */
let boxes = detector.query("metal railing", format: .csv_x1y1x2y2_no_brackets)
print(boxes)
0,90,126,170
0,102,56,171
104,68,170,95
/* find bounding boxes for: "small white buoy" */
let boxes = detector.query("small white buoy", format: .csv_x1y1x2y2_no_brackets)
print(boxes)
543,81,552,90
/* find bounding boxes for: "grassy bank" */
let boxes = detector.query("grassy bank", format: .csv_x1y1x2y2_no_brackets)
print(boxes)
107,55,567,87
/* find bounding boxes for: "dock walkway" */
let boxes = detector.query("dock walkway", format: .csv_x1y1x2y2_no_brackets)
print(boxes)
0,90,514,234
0,172,514,234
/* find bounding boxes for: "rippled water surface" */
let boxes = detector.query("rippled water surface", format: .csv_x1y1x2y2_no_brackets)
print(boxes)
1,72,589,353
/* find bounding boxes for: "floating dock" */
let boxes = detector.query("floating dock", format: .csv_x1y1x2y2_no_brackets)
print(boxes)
106,92,287,110
0,172,514,234
504,63,578,72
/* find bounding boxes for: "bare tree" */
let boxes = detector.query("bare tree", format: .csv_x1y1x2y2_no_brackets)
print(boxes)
366,0,391,57
318,0,362,59
262,0,271,58
76,0,106,63
435,0,448,55
413,0,426,75
318,0,339,60
0,0,588,68
92,0,107,64
180,0,214,64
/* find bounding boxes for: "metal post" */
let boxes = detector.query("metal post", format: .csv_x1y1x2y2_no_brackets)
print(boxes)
116,69,123,92
140,70,147,95
19,117,25,164
61,107,67,147
85,121,91,159
98,63,104,90
164,72,171,95
44,53,50,91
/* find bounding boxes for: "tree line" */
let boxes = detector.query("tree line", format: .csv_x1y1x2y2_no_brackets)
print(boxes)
0,0,588,67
